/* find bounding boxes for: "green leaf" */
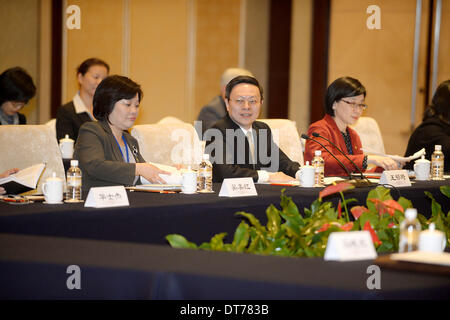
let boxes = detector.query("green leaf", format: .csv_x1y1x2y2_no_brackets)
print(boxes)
266,204,281,237
165,234,198,249
359,211,379,229
440,185,450,198
236,212,265,232
232,222,250,252
367,186,392,203
425,191,442,218
397,197,413,211
210,232,228,251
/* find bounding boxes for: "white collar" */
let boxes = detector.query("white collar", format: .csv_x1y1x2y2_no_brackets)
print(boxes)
73,93,95,120
239,125,253,137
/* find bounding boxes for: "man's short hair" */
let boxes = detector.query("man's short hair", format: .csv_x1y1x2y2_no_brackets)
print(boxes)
225,75,264,101
220,68,253,87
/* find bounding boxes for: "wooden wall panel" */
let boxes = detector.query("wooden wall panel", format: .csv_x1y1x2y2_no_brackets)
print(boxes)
194,0,241,118
0,0,39,124
435,0,450,88
129,0,188,125
65,0,123,103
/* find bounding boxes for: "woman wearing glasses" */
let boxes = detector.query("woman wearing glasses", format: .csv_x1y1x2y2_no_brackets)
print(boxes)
0,67,36,125
304,76,399,176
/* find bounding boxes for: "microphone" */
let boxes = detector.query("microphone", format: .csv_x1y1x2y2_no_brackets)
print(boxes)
301,133,353,180
311,132,373,187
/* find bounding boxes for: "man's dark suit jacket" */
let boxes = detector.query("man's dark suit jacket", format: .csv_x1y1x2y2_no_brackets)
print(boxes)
206,114,300,182
56,101,93,141
196,95,227,138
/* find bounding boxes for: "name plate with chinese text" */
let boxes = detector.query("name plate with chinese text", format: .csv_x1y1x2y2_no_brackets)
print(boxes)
379,170,411,187
324,231,377,261
84,186,129,208
218,177,258,197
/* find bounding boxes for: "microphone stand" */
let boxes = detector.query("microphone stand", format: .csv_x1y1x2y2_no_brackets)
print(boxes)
311,132,374,187
301,134,353,182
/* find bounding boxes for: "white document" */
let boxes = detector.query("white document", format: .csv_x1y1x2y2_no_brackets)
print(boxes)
140,162,182,185
362,147,425,163
84,186,129,208
0,163,46,194
219,177,258,197
324,231,378,261
390,251,450,267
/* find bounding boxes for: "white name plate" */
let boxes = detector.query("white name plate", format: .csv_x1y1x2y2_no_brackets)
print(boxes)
324,231,377,261
219,177,258,197
85,186,130,208
379,169,411,187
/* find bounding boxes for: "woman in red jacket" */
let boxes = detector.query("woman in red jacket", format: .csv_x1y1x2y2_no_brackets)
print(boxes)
304,76,399,177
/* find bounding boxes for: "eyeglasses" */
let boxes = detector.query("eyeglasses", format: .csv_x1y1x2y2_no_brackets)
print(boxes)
341,99,368,111
230,97,260,107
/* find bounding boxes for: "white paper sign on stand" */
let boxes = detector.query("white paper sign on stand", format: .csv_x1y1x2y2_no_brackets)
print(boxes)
324,231,377,261
84,186,129,208
379,169,411,187
218,177,258,197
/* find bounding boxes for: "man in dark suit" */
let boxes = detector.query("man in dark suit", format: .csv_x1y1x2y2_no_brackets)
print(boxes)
205,75,301,183
196,68,253,139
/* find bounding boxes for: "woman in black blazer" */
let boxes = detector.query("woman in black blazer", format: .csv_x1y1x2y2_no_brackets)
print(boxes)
74,75,169,190
0,67,36,125
56,58,109,141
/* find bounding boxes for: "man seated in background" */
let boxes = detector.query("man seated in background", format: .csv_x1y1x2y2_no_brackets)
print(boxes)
205,75,301,183
196,67,253,139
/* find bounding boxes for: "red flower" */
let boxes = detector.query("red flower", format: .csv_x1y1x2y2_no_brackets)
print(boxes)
340,222,354,231
368,198,404,217
350,206,369,220
337,200,342,219
363,221,382,246
388,222,395,228
319,182,354,200
317,223,330,233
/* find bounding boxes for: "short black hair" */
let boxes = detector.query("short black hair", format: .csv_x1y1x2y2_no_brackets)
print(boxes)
424,79,450,121
93,75,143,121
77,58,110,76
225,75,264,101
325,77,366,116
0,67,36,106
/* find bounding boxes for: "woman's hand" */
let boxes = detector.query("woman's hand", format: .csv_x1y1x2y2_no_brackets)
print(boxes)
0,168,19,179
0,168,19,195
367,155,401,171
268,172,296,183
135,163,170,184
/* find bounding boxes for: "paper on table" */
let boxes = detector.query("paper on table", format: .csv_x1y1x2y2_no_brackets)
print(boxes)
361,147,425,163
390,251,450,267
140,162,182,185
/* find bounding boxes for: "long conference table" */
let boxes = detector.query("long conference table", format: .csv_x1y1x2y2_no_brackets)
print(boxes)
0,179,449,300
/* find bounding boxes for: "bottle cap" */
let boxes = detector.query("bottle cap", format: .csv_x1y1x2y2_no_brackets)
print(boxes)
435,145,442,151
315,150,322,156
70,160,79,167
405,208,417,220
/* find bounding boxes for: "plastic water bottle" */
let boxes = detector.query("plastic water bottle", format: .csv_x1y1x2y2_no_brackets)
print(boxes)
399,208,421,253
66,159,82,202
312,150,324,187
197,154,213,193
431,145,444,180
